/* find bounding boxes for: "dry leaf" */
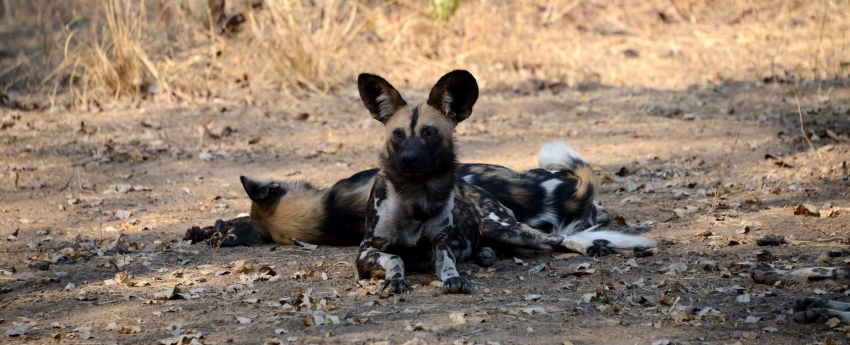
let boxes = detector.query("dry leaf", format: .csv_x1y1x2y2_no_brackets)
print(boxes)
449,312,467,324
794,203,819,217
473,268,495,278
115,271,130,285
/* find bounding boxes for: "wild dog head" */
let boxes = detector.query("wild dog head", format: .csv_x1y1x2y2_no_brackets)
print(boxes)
357,70,479,177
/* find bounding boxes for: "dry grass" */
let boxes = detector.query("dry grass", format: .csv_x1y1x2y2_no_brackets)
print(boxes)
0,0,848,109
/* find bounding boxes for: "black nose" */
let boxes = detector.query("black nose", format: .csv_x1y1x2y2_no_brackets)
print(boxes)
401,152,418,165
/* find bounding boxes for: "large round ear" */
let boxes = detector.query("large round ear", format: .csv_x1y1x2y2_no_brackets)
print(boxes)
426,70,479,124
240,176,285,202
358,73,407,123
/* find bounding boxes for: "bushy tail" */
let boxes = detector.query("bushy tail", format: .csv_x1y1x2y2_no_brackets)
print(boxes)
539,141,599,225
538,141,589,172
557,221,657,252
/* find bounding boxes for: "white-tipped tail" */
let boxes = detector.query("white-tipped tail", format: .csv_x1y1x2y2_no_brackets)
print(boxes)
538,141,587,172
556,221,656,253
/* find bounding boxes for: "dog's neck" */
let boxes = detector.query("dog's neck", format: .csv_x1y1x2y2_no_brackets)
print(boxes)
380,152,456,221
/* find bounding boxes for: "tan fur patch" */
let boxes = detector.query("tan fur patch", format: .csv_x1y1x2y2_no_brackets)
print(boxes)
564,200,581,214
251,183,324,245
573,165,597,199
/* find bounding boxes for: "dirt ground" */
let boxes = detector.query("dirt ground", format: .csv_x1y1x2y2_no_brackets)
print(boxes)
0,74,848,345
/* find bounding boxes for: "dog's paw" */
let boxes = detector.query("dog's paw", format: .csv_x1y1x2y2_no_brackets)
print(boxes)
793,297,830,312
793,309,833,324
184,225,216,244
475,247,496,267
586,239,617,257
381,278,412,294
441,277,472,294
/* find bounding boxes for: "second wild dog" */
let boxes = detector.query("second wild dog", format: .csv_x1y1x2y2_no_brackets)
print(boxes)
353,70,655,294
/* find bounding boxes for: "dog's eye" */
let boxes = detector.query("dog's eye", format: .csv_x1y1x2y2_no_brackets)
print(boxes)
393,130,403,139
426,129,437,137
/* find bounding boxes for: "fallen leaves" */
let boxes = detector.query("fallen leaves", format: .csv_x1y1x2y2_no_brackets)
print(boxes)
794,203,842,218
303,142,345,159
473,267,496,278
153,286,190,300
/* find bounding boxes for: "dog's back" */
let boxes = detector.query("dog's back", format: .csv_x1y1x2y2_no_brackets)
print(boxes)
457,141,598,233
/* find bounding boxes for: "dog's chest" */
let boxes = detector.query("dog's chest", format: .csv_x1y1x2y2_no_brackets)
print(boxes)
372,186,453,249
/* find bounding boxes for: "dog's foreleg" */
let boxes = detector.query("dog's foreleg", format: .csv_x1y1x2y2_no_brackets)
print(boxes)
793,307,850,324
751,265,850,286
430,231,471,294
356,237,411,293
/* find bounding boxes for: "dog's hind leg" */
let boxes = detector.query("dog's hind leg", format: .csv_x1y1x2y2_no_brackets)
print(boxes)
794,308,850,324
459,183,567,249
355,236,411,293
794,297,850,312
475,247,496,267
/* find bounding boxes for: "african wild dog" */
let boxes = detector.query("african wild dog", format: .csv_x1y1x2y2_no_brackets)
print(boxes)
791,296,850,325
748,266,850,326
750,265,850,286
184,170,379,247
354,70,655,294
186,142,614,250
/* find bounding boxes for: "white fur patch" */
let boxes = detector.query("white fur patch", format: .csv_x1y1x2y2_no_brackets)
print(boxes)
461,174,474,183
525,179,563,228
538,140,587,171
377,253,405,278
437,250,459,281
375,92,395,119
484,212,511,226
442,92,453,115
540,179,563,194
558,225,657,254
373,182,407,240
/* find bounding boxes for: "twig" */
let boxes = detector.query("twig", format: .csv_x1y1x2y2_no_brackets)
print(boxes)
813,6,827,81
665,296,681,315
54,175,74,192
707,130,739,214
76,166,82,191
795,93,816,154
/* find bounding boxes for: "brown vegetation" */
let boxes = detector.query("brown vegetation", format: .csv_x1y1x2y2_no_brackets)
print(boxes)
1,0,848,109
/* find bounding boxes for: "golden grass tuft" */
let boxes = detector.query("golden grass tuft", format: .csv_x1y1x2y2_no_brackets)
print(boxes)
49,0,165,108
243,0,363,94
0,0,848,109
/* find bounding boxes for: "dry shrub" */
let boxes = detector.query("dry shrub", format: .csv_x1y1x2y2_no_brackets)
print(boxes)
243,0,363,94
0,0,847,108
52,0,166,108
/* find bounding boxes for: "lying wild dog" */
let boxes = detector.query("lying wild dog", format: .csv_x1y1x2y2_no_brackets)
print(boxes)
791,296,850,325
750,265,850,286
184,141,605,249
354,70,655,294
185,169,379,246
